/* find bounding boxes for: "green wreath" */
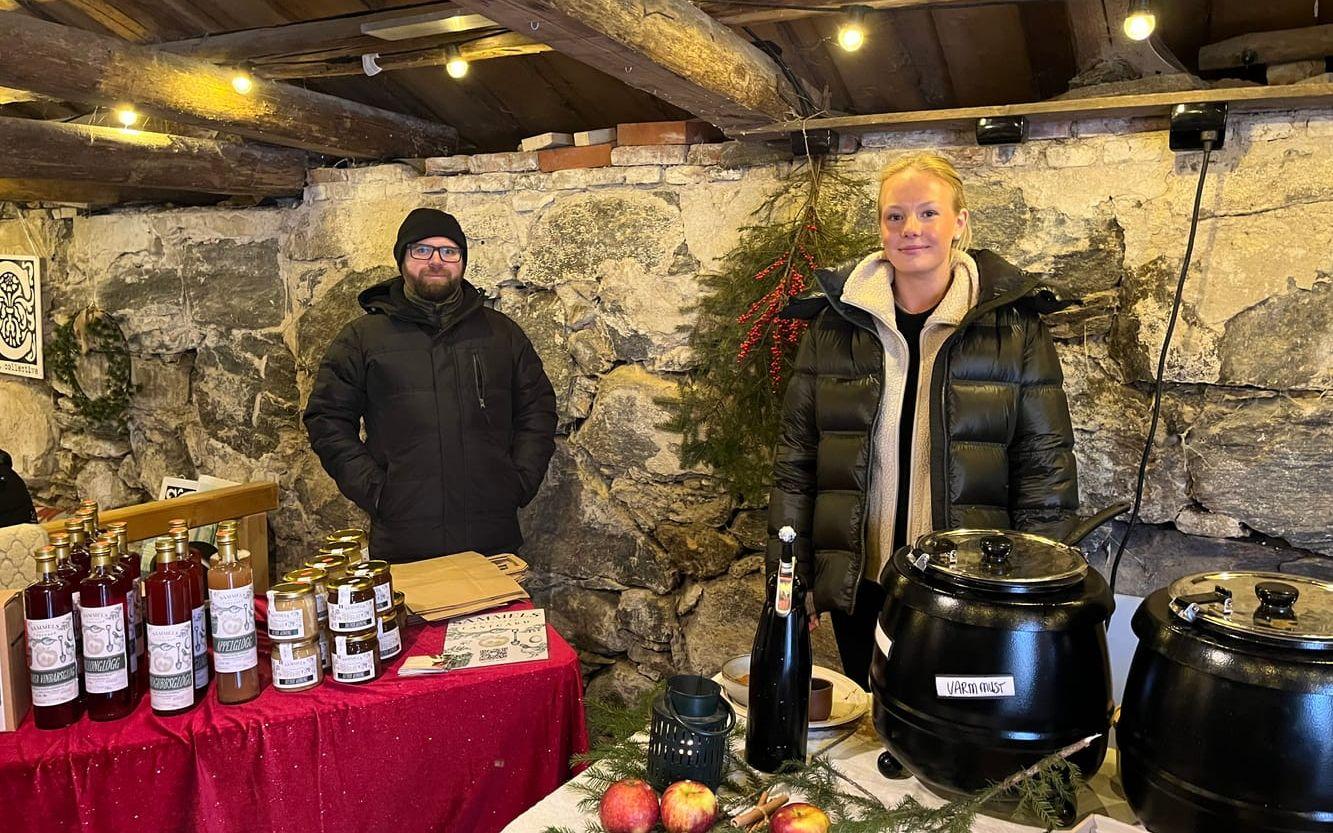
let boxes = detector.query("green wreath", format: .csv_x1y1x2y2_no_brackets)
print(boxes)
47,306,136,426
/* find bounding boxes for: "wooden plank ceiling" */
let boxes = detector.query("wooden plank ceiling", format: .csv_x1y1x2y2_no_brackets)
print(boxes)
2,0,1331,155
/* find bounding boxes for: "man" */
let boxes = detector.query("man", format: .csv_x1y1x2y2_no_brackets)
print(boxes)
0,448,39,528
304,208,556,561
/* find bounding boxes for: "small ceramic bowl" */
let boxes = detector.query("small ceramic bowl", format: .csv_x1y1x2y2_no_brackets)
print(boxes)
809,676,833,721
720,654,751,707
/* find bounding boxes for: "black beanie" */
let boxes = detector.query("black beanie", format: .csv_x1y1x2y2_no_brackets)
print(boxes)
394,208,467,268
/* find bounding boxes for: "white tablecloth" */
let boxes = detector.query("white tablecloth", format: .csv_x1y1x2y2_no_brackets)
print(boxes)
503,717,1144,833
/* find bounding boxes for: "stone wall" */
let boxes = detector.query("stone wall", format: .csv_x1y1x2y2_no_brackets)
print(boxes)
1,109,1330,703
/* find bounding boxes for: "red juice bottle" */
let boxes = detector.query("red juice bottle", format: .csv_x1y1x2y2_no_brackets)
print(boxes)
24,545,83,729
106,524,148,695
79,541,134,721
52,531,86,700
169,522,210,698
145,537,198,716
65,518,92,579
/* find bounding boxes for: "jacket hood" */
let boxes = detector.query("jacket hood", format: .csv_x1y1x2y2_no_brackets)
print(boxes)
784,248,1073,322
357,275,484,326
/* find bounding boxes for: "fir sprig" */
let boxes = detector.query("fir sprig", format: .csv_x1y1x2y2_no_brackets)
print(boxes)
546,690,1090,833
661,158,878,504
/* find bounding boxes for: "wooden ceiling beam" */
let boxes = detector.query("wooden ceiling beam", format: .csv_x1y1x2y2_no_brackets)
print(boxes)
259,32,551,79
1199,23,1333,71
705,0,1049,27
0,177,217,206
0,116,307,197
0,10,458,158
447,0,803,130
158,3,466,63
1065,0,1186,76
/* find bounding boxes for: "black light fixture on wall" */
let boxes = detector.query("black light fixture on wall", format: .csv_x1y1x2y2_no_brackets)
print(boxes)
975,116,1028,146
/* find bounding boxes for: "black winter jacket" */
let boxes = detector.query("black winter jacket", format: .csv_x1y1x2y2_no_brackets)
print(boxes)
0,449,38,528
766,249,1079,614
304,278,556,561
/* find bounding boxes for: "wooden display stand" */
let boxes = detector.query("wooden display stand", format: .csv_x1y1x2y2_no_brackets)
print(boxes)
40,482,278,593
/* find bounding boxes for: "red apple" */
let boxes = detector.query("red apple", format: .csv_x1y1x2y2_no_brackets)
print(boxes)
660,780,718,833
598,778,660,833
769,802,830,833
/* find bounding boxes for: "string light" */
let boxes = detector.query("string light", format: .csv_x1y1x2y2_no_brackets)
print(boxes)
231,71,254,94
115,107,139,128
445,45,469,79
837,5,868,52
1123,0,1156,41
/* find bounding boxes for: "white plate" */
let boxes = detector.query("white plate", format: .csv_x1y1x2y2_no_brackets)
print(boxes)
712,665,870,731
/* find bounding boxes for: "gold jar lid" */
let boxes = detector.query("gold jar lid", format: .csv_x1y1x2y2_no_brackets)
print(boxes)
327,528,367,544
351,559,390,580
306,553,348,573
393,590,405,606
326,574,373,594
285,566,328,585
320,540,360,557
378,606,399,626
269,581,315,601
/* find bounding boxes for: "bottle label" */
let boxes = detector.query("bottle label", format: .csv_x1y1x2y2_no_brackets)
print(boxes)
191,606,208,687
377,621,401,659
267,604,309,640
373,582,391,612
935,675,1016,699
81,603,129,694
775,559,795,617
26,612,80,707
332,649,375,683
328,598,375,631
273,643,318,690
125,586,143,661
209,584,257,673
148,621,195,710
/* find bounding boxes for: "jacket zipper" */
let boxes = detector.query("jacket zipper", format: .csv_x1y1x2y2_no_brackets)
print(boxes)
472,352,487,411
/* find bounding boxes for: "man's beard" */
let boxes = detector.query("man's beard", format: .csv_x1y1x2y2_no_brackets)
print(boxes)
407,270,461,302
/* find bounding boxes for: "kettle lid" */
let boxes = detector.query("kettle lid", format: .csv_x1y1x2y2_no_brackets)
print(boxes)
908,528,1087,593
1168,571,1333,650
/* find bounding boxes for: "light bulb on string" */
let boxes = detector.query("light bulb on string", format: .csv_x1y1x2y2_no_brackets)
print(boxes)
837,6,869,53
115,107,139,128
231,71,254,94
445,45,469,79
1123,0,1156,41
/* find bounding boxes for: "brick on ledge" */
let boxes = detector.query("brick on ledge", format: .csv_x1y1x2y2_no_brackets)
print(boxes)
549,166,626,189
685,143,726,166
343,163,419,184
423,156,472,175
617,119,724,146
538,143,614,173
468,151,540,174
611,144,688,166
307,168,349,184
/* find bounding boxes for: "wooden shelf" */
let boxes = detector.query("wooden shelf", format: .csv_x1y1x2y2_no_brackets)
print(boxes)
734,83,1333,140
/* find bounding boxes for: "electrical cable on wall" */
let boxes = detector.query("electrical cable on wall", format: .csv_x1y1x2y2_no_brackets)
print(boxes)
1106,131,1218,593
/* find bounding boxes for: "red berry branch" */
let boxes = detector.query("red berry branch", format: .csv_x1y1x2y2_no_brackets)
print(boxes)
735,221,821,388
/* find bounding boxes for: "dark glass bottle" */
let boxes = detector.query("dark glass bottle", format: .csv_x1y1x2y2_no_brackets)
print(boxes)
78,542,134,721
107,522,148,692
145,537,197,716
745,525,812,773
52,532,87,701
170,522,211,698
24,545,83,729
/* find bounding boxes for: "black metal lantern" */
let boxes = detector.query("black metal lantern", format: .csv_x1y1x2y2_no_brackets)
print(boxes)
646,675,735,791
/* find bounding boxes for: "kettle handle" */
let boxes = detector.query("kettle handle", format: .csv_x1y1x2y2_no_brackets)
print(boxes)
1061,502,1131,546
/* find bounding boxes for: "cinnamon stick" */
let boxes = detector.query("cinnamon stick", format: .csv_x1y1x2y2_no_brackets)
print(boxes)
731,793,790,827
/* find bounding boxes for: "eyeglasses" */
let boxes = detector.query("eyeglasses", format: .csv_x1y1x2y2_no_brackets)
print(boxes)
407,244,462,263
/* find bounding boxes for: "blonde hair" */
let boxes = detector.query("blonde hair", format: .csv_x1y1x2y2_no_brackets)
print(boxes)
877,152,973,258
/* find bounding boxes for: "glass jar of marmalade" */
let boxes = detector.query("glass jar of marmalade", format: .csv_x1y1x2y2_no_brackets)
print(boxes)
271,637,322,692
331,628,381,684
326,575,376,633
350,560,393,613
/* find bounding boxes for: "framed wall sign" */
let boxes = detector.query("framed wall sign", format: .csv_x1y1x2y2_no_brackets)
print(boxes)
0,255,42,380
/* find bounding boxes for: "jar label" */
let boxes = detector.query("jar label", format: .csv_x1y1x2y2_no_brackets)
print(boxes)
266,600,309,640
191,605,208,687
360,544,370,563
26,612,79,707
373,582,392,612
209,584,257,673
328,598,375,631
81,603,129,695
148,621,195,711
934,675,1015,699
273,648,319,690
377,622,401,660
317,631,330,669
332,649,375,683
312,586,327,618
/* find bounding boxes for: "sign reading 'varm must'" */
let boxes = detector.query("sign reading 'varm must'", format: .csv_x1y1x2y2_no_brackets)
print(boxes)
934,675,1017,698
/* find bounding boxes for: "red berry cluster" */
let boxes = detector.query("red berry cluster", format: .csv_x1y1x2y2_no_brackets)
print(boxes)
735,223,820,388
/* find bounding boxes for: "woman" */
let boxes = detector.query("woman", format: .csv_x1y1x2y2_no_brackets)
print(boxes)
0,448,39,528
767,152,1079,686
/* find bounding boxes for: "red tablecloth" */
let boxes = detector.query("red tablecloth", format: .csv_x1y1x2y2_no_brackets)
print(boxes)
0,600,588,833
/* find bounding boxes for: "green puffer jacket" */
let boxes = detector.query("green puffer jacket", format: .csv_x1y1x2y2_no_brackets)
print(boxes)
765,249,1079,614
